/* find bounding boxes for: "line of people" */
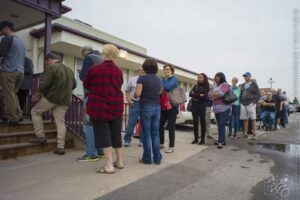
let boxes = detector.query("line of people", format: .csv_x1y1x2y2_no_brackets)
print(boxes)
1,21,290,173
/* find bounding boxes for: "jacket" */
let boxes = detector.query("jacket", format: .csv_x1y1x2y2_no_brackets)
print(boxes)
240,81,261,106
39,63,77,106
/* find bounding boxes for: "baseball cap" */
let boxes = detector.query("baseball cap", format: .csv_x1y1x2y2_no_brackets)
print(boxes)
243,72,251,77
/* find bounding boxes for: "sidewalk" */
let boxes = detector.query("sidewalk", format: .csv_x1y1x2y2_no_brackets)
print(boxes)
0,126,208,200
0,122,266,200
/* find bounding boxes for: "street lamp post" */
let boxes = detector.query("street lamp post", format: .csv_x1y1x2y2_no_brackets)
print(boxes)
268,78,274,88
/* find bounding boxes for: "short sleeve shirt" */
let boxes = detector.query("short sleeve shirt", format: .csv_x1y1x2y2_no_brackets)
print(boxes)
137,74,162,106
125,76,140,102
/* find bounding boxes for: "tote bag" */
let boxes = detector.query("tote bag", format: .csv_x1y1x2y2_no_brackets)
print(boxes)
167,87,187,106
223,89,237,104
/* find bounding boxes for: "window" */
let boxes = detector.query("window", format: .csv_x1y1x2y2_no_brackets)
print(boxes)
74,58,84,96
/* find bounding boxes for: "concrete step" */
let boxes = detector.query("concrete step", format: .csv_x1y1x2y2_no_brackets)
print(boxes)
0,130,57,145
0,138,74,160
0,121,56,133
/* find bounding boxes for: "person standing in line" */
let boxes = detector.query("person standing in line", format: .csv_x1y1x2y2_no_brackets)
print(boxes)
189,73,209,144
123,67,144,147
0,20,25,124
135,58,162,165
240,72,261,140
77,45,104,162
272,88,284,130
282,91,289,125
210,72,231,149
17,57,33,120
29,54,77,155
84,44,124,174
159,64,179,153
260,92,276,131
228,77,241,139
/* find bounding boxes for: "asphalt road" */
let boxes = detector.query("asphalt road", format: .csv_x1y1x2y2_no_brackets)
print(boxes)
96,113,300,200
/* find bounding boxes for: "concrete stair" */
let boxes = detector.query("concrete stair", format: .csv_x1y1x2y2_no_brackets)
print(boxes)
0,121,74,160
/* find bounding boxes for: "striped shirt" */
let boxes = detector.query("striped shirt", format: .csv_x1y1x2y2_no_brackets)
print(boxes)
211,83,231,113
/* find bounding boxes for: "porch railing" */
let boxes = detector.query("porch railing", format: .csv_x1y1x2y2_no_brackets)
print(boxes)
0,73,130,143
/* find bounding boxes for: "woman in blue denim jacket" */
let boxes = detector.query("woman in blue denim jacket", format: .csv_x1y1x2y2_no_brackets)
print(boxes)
159,64,179,153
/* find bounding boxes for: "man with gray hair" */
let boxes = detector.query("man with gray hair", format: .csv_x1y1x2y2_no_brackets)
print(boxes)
77,45,104,162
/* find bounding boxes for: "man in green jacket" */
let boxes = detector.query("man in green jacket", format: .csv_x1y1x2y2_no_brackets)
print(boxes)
29,54,77,155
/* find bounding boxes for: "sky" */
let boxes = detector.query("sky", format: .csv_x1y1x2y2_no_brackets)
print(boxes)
65,0,300,99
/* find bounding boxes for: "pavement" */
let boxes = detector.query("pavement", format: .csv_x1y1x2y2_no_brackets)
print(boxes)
1,114,299,200
0,123,208,200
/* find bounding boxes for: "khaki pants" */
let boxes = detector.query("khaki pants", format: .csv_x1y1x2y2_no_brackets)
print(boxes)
31,97,68,148
0,71,23,120
200,106,211,137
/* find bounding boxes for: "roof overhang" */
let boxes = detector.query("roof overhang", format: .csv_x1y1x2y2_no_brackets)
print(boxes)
30,23,199,76
0,0,71,31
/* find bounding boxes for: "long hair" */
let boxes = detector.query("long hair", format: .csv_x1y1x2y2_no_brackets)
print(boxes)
215,72,227,85
198,73,209,89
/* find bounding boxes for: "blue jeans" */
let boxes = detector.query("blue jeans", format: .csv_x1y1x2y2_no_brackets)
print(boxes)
283,105,288,124
260,111,275,129
83,124,103,157
215,109,230,144
140,105,162,164
124,102,141,143
228,105,240,136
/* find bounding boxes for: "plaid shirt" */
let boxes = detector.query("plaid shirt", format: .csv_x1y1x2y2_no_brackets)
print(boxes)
83,60,124,121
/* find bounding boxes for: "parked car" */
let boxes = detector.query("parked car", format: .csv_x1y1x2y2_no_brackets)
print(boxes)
176,93,216,124
288,104,296,114
296,105,300,112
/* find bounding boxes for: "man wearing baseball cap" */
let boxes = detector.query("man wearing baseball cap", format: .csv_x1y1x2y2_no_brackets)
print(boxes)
0,20,25,124
240,72,261,140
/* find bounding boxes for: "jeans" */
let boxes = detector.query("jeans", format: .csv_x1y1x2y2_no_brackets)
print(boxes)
124,102,141,143
140,105,162,164
260,111,275,129
283,105,289,125
228,105,240,136
83,124,103,156
215,109,230,144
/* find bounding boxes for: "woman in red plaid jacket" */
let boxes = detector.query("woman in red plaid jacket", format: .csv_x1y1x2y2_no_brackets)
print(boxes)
83,44,124,174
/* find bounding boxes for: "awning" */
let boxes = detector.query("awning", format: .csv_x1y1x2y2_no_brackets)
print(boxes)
0,0,71,31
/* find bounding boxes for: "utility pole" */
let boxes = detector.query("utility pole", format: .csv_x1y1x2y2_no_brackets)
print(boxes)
293,9,299,100
268,78,274,89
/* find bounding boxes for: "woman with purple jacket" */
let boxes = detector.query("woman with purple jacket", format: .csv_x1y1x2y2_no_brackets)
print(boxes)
210,72,231,149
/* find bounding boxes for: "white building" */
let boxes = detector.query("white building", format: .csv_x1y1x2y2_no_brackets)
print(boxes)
17,17,200,97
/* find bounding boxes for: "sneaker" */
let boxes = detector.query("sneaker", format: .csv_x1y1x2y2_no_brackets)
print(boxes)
277,125,280,130
29,137,47,144
77,155,100,162
124,142,130,147
53,148,65,155
165,148,174,153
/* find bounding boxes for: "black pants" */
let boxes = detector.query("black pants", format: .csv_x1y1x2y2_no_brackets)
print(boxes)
159,107,177,148
17,89,29,111
91,117,122,148
192,101,206,141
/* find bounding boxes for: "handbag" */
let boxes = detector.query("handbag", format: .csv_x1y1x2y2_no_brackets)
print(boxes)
187,99,192,112
160,91,172,110
223,89,238,104
167,87,187,106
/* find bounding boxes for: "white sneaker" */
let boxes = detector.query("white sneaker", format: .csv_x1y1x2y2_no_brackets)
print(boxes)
277,125,280,130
